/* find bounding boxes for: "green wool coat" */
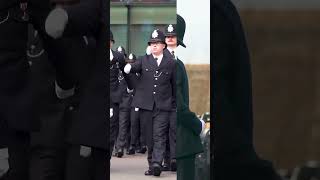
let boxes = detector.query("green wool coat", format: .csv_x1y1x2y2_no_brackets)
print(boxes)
176,58,204,159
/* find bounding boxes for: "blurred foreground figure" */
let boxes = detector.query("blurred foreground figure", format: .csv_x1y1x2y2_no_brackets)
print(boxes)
45,1,108,179
212,0,282,180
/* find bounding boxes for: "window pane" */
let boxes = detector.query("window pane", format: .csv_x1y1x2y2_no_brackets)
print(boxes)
111,25,128,51
129,24,167,56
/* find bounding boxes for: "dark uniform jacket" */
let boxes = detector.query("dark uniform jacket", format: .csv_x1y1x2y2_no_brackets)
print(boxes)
130,53,176,111
110,50,127,104
0,0,52,133
52,0,108,150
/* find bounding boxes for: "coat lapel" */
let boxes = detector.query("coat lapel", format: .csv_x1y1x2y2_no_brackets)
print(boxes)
147,55,159,69
158,53,169,69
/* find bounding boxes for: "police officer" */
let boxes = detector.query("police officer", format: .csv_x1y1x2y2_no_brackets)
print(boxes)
125,53,147,155
114,46,132,158
45,1,109,179
109,33,130,160
162,23,182,172
0,1,52,179
26,24,69,180
124,29,176,176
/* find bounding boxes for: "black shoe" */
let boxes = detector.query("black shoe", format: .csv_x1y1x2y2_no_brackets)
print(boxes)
144,169,153,176
127,147,135,155
116,149,124,158
153,163,162,176
162,164,170,171
0,171,9,180
170,159,177,171
137,146,147,154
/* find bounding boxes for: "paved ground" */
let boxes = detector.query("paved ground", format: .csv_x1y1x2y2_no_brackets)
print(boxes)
0,148,8,177
0,148,177,180
110,153,177,180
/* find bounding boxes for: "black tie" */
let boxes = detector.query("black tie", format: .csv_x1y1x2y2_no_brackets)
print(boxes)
171,51,175,59
155,58,158,66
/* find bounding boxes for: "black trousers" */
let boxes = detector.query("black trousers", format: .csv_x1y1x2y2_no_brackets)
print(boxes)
110,103,119,158
115,109,130,150
65,144,107,180
5,130,30,180
29,147,66,180
140,108,169,168
29,100,72,180
164,109,176,165
130,108,146,149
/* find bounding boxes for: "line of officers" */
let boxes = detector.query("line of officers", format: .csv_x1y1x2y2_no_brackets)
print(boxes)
109,27,179,177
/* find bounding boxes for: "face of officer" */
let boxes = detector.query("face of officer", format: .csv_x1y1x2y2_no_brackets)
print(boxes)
165,36,177,48
110,41,113,49
150,42,166,56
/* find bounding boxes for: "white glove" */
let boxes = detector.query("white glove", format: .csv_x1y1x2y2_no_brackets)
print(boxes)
80,145,92,157
127,88,134,93
110,108,113,118
45,7,69,39
55,81,75,99
200,119,206,135
124,64,131,74
146,46,152,55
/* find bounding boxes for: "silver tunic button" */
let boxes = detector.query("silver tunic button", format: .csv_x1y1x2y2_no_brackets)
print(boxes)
153,92,156,94
154,85,157,87
155,78,158,80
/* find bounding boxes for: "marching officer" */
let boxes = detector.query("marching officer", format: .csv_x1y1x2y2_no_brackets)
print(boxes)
114,46,132,157
162,23,183,172
0,1,54,179
124,29,176,176
124,53,147,155
45,0,109,179
109,32,130,160
125,53,147,155
26,25,69,180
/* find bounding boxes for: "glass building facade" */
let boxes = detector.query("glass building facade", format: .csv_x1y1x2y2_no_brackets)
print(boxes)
111,0,176,56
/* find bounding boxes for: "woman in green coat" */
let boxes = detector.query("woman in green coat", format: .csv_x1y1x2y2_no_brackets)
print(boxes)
174,14,205,180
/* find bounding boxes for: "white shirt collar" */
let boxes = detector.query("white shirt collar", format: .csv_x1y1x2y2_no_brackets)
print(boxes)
167,47,178,60
152,53,163,66
152,53,163,61
167,47,176,54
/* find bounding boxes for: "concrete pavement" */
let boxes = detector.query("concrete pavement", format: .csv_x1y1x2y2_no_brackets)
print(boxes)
0,148,8,177
0,148,177,180
110,153,177,180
